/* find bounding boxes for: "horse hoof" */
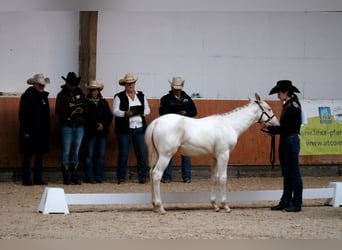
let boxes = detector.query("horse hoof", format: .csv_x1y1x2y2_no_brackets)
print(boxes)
154,208,166,214
220,205,231,213
213,206,220,212
211,201,220,212
152,204,166,214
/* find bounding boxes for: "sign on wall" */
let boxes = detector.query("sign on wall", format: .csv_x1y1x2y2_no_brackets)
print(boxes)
300,100,342,155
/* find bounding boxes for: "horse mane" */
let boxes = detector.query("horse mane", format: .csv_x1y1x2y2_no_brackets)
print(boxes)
214,100,254,117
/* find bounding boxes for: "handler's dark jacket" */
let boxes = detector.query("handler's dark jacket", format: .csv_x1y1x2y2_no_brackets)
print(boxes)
19,86,50,154
114,91,147,133
84,97,113,138
55,85,87,127
267,97,301,136
159,90,197,117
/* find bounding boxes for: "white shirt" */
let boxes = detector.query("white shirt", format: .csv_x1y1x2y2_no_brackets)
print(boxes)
113,91,151,129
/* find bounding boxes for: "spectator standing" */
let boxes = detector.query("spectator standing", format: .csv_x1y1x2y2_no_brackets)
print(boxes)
112,73,151,184
19,73,51,186
159,76,198,183
55,72,87,185
84,80,113,183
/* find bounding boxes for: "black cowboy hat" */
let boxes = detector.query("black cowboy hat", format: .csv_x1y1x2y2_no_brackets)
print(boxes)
269,80,300,95
61,72,81,86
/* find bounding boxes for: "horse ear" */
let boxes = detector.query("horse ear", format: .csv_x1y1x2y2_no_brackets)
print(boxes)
255,92,261,101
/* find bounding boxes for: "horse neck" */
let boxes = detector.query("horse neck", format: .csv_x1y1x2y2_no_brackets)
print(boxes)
223,102,260,136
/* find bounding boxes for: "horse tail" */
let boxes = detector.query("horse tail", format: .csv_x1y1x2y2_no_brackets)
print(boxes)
145,121,158,169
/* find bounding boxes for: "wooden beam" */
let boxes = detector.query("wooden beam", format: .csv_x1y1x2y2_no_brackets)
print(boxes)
79,11,98,91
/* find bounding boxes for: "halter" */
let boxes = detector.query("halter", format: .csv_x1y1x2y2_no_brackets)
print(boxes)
255,101,276,169
255,100,275,123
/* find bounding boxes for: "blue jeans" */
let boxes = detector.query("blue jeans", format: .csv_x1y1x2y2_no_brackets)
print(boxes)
60,125,84,168
116,127,148,182
279,134,303,207
162,155,191,181
85,135,107,182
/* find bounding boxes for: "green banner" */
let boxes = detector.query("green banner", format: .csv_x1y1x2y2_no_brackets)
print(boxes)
300,102,342,155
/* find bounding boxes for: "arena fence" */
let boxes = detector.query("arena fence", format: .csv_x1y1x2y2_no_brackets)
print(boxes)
37,182,342,214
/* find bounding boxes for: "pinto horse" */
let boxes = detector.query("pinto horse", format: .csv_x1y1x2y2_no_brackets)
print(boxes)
145,93,279,214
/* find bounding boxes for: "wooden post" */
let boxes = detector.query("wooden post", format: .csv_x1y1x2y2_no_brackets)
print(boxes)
79,11,98,91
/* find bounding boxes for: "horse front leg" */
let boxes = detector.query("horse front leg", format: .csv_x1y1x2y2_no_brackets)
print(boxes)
218,155,231,213
210,158,220,212
219,176,231,213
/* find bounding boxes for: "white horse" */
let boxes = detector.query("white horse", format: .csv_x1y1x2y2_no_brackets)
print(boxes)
145,93,279,214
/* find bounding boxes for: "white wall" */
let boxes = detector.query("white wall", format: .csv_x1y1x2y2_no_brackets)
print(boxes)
0,9,341,101
97,11,342,100
0,11,79,97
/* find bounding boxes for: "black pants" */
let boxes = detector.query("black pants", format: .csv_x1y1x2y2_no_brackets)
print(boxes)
22,153,44,184
279,135,303,207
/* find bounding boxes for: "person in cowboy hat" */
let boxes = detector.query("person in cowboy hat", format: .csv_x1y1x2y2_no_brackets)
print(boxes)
83,80,113,183
159,76,198,183
263,80,303,212
19,73,51,186
113,73,151,184
55,72,87,185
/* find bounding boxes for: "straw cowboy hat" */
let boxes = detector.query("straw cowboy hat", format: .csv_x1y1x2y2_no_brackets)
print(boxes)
119,73,138,86
27,73,50,85
269,80,300,95
169,76,184,90
85,80,104,91
61,72,81,86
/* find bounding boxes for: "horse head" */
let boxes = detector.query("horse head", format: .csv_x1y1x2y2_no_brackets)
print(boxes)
251,93,279,126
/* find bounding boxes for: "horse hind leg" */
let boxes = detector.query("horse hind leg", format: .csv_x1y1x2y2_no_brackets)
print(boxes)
151,156,170,214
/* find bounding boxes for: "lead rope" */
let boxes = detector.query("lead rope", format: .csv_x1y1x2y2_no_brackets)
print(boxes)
261,128,276,169
270,134,275,170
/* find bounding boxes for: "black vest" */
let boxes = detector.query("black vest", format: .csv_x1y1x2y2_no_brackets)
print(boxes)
114,91,147,133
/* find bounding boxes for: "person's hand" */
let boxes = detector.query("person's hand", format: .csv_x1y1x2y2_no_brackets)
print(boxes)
71,107,84,116
260,122,267,128
74,107,83,114
125,110,133,117
260,122,269,132
97,123,104,131
131,110,139,116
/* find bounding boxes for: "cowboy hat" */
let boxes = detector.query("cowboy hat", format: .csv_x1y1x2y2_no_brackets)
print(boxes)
119,73,138,86
269,80,300,95
61,72,81,86
27,73,50,85
85,80,104,91
169,76,184,90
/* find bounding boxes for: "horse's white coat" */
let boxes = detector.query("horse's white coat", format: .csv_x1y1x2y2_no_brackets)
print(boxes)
145,93,279,214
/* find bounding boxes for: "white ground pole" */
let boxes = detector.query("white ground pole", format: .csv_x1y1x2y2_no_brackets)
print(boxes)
37,182,342,214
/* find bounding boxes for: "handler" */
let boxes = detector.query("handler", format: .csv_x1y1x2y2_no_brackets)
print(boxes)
263,80,303,212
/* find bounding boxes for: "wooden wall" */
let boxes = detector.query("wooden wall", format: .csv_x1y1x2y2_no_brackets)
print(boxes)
0,97,341,169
